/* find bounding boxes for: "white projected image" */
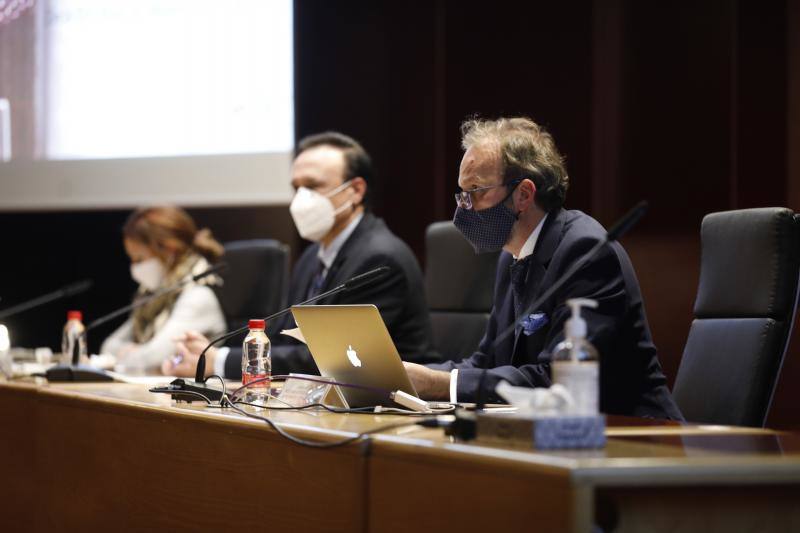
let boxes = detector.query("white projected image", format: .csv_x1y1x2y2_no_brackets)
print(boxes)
45,0,294,159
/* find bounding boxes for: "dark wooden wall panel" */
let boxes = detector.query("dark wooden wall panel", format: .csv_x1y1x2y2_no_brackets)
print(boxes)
735,0,787,208
440,1,594,220
294,0,442,258
619,0,734,232
622,234,701,391
790,0,800,212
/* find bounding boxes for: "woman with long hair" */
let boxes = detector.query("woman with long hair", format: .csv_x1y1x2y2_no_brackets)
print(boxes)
101,205,226,372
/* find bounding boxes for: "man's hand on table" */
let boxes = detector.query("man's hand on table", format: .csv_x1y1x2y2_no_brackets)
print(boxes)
403,362,450,400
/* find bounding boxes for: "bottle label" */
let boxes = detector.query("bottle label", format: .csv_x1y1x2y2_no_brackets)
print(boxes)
552,361,599,415
242,371,270,388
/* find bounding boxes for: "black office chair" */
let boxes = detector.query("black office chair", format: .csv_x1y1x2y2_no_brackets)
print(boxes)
424,221,499,361
673,208,800,427
215,239,290,331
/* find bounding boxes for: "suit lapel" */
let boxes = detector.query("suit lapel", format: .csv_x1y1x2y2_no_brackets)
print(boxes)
276,244,320,331
509,209,565,365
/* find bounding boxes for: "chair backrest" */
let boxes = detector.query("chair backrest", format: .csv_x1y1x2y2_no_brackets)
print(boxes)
424,221,499,361
215,239,290,331
673,208,800,427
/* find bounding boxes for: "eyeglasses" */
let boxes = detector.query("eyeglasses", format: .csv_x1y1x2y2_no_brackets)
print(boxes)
454,178,522,210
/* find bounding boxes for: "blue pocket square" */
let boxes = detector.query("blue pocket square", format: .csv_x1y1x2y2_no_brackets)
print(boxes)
520,312,549,336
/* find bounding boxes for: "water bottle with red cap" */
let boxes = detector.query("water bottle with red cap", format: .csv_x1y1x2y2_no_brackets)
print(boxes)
241,319,271,405
61,310,87,365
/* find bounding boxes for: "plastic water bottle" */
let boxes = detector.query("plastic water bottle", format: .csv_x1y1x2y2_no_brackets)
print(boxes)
61,310,87,365
551,299,600,415
241,319,271,405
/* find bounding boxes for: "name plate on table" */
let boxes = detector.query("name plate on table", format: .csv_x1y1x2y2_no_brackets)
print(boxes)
276,373,349,408
476,411,606,449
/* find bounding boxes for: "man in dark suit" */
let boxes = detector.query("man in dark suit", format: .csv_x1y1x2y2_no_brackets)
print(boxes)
166,132,435,379
404,117,682,420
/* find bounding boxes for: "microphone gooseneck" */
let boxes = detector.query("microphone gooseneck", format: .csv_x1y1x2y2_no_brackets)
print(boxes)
193,265,391,383
606,201,649,242
343,266,390,291
85,263,226,332
0,279,94,320
191,262,228,282
63,279,94,298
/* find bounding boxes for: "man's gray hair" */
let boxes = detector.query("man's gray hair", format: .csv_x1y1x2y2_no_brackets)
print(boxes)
461,116,569,212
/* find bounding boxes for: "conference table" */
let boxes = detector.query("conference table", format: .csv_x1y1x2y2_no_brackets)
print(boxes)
1,378,799,532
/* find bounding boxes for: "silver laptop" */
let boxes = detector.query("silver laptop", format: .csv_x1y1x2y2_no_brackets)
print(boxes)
290,304,418,407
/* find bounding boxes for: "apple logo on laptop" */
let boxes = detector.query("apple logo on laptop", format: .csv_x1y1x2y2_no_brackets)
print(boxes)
346,345,362,367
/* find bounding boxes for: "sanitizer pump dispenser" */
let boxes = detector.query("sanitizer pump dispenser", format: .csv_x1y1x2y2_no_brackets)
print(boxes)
551,298,600,415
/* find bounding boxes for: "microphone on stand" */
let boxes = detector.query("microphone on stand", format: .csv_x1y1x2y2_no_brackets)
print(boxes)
45,263,227,382
0,279,92,380
166,266,391,403
40,333,113,382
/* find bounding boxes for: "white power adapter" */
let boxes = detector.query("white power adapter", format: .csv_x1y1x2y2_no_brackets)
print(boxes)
390,390,431,412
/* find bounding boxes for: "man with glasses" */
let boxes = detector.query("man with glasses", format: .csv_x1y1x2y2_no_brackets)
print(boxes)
404,117,682,420
167,131,437,379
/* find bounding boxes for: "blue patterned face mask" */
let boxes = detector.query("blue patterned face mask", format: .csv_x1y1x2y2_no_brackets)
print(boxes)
453,188,519,253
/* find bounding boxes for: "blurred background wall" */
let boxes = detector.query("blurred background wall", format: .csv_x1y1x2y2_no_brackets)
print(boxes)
1,0,798,427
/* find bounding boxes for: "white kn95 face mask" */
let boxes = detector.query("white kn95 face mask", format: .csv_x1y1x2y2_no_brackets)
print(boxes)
130,257,166,291
289,181,353,242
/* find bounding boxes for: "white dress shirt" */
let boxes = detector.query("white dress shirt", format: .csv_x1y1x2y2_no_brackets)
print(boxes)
448,214,548,403
318,212,363,276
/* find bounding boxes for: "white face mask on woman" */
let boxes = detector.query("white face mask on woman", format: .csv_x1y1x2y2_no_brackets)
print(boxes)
289,180,353,241
130,257,166,291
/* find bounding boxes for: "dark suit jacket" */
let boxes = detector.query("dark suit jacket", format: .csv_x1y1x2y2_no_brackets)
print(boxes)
430,208,683,420
224,212,437,379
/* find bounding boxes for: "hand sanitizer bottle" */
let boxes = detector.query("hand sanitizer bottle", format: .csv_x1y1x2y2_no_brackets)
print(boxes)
551,298,599,415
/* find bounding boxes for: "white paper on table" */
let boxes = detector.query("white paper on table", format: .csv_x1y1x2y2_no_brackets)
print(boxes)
103,370,176,386
90,353,117,370
280,327,307,344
